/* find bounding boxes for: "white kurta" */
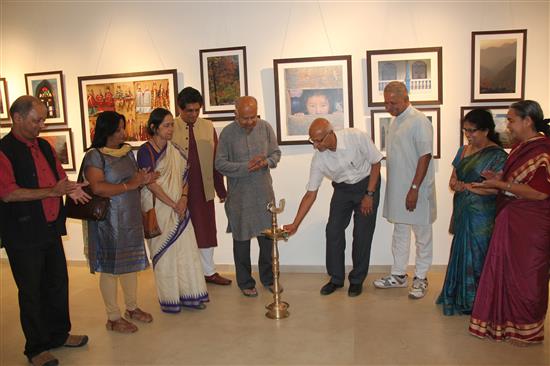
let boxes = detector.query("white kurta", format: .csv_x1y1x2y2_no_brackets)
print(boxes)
382,106,437,225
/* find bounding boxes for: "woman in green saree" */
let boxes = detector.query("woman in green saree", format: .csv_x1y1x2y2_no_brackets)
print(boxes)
437,109,508,315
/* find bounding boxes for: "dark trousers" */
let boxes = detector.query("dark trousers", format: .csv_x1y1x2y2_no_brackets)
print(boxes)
326,175,380,286
5,228,71,359
233,236,273,290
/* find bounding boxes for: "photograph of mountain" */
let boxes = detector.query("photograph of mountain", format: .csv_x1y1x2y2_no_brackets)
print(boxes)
479,39,517,93
471,29,526,102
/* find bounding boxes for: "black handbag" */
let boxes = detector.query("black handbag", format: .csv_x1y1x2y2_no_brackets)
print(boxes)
66,149,110,221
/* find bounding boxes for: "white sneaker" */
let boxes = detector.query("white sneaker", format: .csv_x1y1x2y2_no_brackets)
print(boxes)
408,277,428,299
373,274,408,289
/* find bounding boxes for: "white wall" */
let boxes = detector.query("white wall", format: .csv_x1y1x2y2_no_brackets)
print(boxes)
1,1,549,268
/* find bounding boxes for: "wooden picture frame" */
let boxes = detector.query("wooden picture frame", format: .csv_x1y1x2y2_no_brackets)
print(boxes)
200,46,248,114
209,115,235,134
366,47,443,106
25,70,67,126
370,107,441,159
78,69,178,150
471,29,527,102
39,128,76,171
0,78,10,124
274,55,353,145
460,106,512,148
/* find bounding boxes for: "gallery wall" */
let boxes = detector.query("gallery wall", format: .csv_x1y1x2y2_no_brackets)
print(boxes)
1,1,549,269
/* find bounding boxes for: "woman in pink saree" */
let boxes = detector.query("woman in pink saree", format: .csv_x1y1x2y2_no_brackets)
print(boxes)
468,100,550,345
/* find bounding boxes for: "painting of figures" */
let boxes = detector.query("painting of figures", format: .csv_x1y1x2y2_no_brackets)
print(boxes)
78,69,178,149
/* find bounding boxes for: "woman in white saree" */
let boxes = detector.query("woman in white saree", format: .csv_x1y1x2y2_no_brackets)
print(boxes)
137,108,209,313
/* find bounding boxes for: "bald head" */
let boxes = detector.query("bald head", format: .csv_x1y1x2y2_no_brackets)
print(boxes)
309,118,332,137
384,81,409,99
308,118,336,151
235,96,258,133
235,96,257,113
9,95,42,120
9,95,47,141
383,81,410,117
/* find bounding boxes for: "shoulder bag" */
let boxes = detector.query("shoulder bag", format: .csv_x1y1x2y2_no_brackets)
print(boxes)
66,149,110,221
142,143,161,239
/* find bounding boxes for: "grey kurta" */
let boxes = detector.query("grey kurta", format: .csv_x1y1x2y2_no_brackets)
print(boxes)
382,106,437,225
82,148,149,274
215,120,281,241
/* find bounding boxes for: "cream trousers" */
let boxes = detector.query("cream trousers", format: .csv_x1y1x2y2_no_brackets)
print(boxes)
99,272,138,321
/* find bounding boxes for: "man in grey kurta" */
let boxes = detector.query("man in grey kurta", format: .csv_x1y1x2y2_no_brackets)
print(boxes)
373,81,436,300
215,96,281,296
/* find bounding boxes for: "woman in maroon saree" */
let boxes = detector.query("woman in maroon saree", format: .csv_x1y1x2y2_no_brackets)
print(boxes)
469,100,550,345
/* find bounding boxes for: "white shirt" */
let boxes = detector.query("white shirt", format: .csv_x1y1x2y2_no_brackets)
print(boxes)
306,128,383,191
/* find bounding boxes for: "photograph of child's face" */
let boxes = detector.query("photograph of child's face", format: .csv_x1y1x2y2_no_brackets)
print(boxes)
305,94,330,115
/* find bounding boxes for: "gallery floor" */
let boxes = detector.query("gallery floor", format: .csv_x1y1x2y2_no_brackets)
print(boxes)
1,262,549,366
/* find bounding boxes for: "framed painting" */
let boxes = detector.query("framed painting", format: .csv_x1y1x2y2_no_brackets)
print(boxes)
25,70,67,126
0,77,10,125
274,55,353,145
370,107,441,159
78,69,178,150
471,29,526,102
39,128,76,171
366,47,443,106
460,106,512,148
200,46,248,114
209,115,235,134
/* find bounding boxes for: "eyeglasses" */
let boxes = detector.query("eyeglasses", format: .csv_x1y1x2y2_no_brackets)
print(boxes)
308,131,332,145
462,127,479,133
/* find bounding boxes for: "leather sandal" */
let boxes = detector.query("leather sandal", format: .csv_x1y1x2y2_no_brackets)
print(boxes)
29,351,59,366
125,308,153,323
241,287,258,297
63,334,89,348
106,318,138,333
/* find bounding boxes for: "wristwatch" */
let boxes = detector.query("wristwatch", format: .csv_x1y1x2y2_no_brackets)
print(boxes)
366,191,375,197
411,184,418,190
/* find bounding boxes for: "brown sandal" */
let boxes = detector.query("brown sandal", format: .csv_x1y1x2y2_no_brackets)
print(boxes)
125,307,153,323
106,318,138,333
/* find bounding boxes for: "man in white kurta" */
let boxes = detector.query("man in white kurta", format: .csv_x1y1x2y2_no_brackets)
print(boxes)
373,81,436,299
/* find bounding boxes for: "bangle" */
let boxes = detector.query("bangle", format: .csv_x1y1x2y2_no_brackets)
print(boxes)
123,183,128,191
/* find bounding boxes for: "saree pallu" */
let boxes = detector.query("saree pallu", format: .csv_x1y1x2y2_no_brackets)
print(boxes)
469,137,550,344
437,146,507,315
142,142,208,313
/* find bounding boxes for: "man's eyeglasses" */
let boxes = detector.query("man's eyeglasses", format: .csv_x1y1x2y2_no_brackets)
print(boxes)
462,127,479,133
308,131,333,144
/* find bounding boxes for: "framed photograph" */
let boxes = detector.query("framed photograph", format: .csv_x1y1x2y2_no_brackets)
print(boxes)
39,128,76,171
460,106,512,148
200,46,248,114
78,69,178,150
274,55,353,145
209,115,235,134
25,71,67,126
0,78,9,124
471,29,526,102
370,107,441,159
366,47,443,106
